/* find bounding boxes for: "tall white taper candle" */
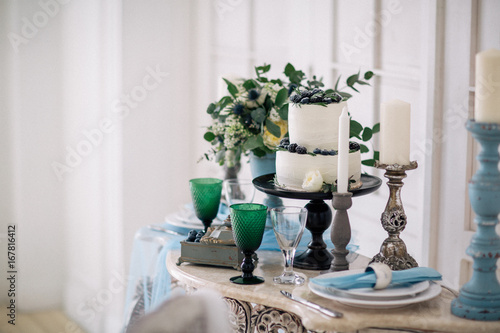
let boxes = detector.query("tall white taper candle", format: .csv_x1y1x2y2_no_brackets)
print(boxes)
379,99,411,165
337,107,350,193
475,49,500,124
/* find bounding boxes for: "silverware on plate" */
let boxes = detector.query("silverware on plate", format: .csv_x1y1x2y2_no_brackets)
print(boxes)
280,290,343,318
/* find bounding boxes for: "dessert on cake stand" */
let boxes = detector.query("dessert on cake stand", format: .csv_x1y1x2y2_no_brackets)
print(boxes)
253,173,382,270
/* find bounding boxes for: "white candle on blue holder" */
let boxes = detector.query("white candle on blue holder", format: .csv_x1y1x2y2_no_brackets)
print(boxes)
337,107,350,193
380,99,411,165
475,49,500,124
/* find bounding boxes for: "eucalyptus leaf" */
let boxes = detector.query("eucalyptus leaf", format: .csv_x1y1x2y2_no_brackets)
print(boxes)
356,80,370,86
264,95,273,111
284,63,295,76
278,103,288,120
243,79,257,90
255,64,271,77
362,127,373,141
337,91,352,99
251,108,266,123
374,151,380,161
372,123,380,134
364,71,374,80
346,73,359,87
360,144,369,153
243,135,263,151
207,103,216,114
275,88,288,108
223,78,238,98
334,75,341,91
362,159,376,167
204,132,215,142
265,119,281,138
219,95,233,105
350,120,363,137
252,147,267,157
219,96,233,110
215,150,225,163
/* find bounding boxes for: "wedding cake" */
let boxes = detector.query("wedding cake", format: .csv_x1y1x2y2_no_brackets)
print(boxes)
275,88,362,192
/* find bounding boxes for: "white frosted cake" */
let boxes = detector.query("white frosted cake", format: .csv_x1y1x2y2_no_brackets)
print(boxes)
275,89,362,192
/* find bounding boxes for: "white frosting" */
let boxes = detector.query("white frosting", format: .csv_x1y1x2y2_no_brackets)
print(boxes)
288,101,347,151
276,150,361,192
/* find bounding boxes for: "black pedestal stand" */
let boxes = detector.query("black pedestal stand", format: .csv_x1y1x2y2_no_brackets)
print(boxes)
253,174,381,270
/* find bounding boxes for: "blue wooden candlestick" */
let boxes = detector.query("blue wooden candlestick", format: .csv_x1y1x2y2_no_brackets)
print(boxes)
451,120,500,320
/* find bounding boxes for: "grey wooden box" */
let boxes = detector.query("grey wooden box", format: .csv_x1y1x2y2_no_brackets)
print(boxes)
176,241,245,270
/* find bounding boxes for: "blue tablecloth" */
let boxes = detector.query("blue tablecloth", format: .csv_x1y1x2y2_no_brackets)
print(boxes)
122,204,359,331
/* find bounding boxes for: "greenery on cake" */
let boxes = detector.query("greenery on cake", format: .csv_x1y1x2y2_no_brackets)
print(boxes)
202,63,378,168
320,178,357,193
290,70,374,106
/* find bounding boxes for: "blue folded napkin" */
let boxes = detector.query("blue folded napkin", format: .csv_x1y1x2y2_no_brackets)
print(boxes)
311,267,442,290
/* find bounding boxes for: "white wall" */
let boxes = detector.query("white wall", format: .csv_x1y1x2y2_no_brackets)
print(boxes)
0,0,65,310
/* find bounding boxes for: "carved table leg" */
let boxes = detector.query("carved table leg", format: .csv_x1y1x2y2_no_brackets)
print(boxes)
251,304,307,333
224,298,253,333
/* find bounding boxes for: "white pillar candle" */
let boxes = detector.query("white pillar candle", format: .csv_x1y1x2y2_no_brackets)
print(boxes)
379,99,411,165
475,49,500,124
337,107,350,193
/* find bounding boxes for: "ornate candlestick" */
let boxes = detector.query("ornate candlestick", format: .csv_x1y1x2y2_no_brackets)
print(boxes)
370,161,418,270
451,120,500,321
330,192,353,271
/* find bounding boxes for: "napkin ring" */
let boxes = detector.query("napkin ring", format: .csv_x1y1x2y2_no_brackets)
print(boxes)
366,263,392,290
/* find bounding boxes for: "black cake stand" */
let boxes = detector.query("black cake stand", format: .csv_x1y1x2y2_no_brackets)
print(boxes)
253,173,382,270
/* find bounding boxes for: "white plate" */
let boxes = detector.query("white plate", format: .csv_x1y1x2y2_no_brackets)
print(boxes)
309,280,442,309
310,269,430,300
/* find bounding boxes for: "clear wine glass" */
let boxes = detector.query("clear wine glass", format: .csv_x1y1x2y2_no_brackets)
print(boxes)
271,206,308,285
224,179,256,206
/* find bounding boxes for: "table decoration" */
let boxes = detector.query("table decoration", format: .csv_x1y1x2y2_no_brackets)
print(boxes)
379,99,411,165
229,203,268,284
253,173,382,270
337,107,350,193
270,206,308,285
474,49,500,123
310,265,441,290
330,192,353,271
202,63,377,170
309,270,442,309
370,161,419,270
224,178,256,206
451,120,500,320
189,178,223,233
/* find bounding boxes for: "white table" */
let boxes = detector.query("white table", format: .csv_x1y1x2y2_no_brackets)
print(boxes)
167,249,500,333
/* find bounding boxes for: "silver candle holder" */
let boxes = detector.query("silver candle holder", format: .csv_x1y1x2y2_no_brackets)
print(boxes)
330,192,353,271
370,160,418,270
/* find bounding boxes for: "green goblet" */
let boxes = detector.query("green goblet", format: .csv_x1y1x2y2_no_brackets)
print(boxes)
189,178,223,232
229,203,268,285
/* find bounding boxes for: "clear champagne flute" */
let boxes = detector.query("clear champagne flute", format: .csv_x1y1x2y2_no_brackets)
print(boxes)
271,206,308,285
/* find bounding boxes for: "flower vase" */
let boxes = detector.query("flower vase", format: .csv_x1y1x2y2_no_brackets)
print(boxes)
249,152,283,209
224,163,241,181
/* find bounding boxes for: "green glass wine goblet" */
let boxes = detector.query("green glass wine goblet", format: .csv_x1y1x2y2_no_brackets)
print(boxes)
229,203,268,285
189,178,223,233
